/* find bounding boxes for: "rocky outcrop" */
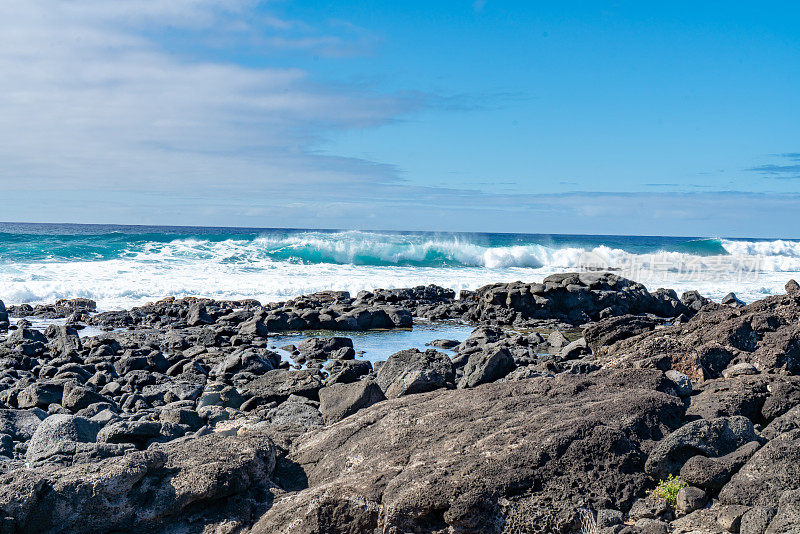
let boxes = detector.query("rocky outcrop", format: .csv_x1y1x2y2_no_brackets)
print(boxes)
252,370,684,534
0,431,276,533
589,287,800,379
460,273,691,326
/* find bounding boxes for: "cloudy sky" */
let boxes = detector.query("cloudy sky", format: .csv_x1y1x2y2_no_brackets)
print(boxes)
1,0,799,237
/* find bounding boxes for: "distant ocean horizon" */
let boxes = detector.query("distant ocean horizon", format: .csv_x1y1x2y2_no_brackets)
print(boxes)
1,222,799,310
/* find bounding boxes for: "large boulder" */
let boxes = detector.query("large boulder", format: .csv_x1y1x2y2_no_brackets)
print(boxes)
458,346,516,388
375,348,455,398
644,416,761,479
25,414,105,466
0,431,276,532
238,369,323,404
251,370,685,534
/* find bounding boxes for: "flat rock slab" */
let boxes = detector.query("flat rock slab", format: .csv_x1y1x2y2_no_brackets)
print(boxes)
252,369,685,534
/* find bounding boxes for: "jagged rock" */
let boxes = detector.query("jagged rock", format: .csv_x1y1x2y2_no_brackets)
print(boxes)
644,416,761,479
25,414,104,466
762,405,800,439
765,490,800,533
665,370,693,396
17,382,65,409
323,359,372,385
375,348,455,398
686,377,768,421
298,337,354,360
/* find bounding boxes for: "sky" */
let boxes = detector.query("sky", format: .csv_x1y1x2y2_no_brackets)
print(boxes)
1,0,799,237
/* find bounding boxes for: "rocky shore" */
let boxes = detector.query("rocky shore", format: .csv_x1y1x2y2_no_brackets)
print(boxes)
1,272,799,533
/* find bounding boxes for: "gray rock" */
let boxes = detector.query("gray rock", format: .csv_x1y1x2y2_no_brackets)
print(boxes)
26,414,103,465
17,382,64,409
740,507,776,534
676,486,707,515
319,381,386,424
97,420,163,447
680,441,761,490
722,362,759,379
251,370,685,534
716,505,751,532
61,383,112,413
376,348,455,398
634,518,670,534
762,405,800,440
597,509,624,528
0,408,47,441
787,279,800,295
645,416,761,479
766,490,800,533
264,400,323,428
238,369,323,404
458,346,516,388
0,431,276,532
720,429,800,507
665,370,693,396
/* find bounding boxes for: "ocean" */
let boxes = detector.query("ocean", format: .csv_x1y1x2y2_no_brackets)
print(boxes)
1,222,799,310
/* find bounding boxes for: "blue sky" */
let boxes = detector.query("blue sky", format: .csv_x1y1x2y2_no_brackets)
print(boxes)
1,1,799,237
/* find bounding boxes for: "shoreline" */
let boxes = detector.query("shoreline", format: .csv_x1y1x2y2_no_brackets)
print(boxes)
0,272,799,532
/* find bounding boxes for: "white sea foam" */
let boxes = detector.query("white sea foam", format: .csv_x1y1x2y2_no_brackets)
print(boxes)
1,232,799,309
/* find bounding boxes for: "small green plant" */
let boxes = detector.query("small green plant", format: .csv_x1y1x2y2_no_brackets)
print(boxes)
649,474,687,507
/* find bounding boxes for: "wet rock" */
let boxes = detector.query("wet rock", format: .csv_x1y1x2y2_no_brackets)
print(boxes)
375,348,455,398
429,339,459,349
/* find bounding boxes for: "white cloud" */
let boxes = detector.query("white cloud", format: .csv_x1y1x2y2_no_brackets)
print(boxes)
0,0,414,198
